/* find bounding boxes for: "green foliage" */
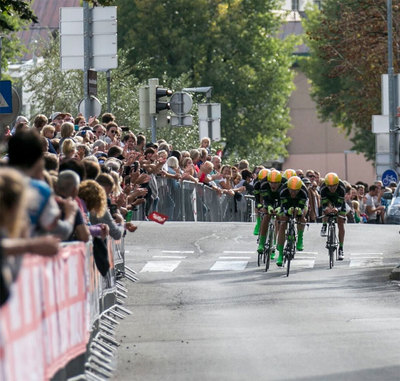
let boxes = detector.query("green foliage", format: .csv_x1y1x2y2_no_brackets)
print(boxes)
116,0,298,165
0,0,37,32
301,0,397,161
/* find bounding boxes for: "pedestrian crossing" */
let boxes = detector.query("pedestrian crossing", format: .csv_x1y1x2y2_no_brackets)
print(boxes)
135,250,391,273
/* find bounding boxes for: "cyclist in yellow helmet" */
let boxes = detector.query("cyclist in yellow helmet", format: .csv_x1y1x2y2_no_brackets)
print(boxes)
283,169,296,180
320,172,346,260
252,168,270,235
276,176,309,266
256,170,286,257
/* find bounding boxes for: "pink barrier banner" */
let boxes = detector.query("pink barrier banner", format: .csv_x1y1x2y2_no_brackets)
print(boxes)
0,242,89,381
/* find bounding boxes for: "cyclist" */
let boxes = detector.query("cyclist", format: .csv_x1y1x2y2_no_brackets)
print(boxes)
256,170,286,257
276,176,309,266
319,172,346,260
283,168,296,181
253,168,270,235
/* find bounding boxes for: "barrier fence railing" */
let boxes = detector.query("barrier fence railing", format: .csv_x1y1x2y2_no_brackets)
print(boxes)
0,181,256,380
0,227,132,381
132,178,256,222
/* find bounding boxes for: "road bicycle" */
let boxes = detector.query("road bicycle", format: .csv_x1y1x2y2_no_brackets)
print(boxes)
325,213,338,269
283,214,297,277
264,212,277,272
257,212,266,267
324,213,345,268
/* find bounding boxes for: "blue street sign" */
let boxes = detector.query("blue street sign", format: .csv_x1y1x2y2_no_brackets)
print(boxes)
0,80,12,114
382,169,398,187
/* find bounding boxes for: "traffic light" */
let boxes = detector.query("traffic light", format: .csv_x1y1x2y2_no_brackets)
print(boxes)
148,78,172,114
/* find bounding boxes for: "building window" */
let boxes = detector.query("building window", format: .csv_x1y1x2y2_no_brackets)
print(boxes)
291,0,299,10
314,0,322,9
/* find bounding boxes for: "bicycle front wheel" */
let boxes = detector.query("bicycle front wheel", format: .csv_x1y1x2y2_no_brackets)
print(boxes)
257,251,263,267
329,247,335,269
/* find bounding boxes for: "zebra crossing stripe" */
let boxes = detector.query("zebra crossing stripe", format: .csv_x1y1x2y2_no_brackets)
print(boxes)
140,261,181,272
349,253,383,268
210,261,248,271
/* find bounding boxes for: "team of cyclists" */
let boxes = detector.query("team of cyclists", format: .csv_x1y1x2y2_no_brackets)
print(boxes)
253,169,346,266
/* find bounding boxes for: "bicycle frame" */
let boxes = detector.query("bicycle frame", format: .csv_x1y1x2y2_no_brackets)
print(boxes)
283,215,297,277
326,213,339,268
264,213,276,272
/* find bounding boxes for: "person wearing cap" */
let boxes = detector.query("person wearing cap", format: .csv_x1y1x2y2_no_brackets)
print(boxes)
10,116,29,135
49,112,66,138
276,176,309,266
256,170,287,256
319,172,347,260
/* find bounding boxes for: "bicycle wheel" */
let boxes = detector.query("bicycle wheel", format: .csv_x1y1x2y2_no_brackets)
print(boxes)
329,247,335,268
327,224,336,269
265,227,274,272
286,248,291,277
257,251,263,267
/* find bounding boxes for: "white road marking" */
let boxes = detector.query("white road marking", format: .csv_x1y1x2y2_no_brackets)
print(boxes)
292,259,315,268
140,261,181,272
210,261,248,271
219,256,251,260
153,255,187,259
349,253,383,267
162,250,194,254
223,251,254,254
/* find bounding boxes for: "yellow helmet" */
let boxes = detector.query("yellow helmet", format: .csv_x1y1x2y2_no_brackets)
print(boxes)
283,169,296,179
267,169,282,183
258,168,270,181
324,172,339,186
287,176,303,190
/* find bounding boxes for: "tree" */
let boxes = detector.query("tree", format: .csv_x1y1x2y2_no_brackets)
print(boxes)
24,36,200,151
116,0,298,165
301,1,400,161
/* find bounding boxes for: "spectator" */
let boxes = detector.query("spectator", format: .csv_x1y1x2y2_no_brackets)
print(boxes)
365,185,385,224
93,124,106,141
61,139,77,161
200,136,211,154
8,130,77,239
49,112,66,137
101,112,116,125
104,122,119,145
55,170,90,242
33,114,48,134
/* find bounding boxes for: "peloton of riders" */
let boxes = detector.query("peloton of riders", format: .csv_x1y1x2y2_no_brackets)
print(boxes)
254,170,348,265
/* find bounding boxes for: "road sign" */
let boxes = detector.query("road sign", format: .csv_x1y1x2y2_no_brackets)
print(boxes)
0,80,12,114
170,92,193,115
0,87,20,126
381,169,398,187
78,96,102,117
60,6,118,71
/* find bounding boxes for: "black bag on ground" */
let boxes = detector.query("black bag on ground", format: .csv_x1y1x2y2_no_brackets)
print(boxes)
92,237,110,276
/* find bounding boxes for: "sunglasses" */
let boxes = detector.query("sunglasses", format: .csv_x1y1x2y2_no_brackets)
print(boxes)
110,130,117,134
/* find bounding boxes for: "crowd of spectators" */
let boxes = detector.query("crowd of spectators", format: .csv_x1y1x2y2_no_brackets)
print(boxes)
0,111,398,304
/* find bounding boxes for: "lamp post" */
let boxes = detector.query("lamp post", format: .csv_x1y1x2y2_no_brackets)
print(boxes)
387,0,397,171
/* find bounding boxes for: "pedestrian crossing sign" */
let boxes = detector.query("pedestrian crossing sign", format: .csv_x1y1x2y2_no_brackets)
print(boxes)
0,80,12,114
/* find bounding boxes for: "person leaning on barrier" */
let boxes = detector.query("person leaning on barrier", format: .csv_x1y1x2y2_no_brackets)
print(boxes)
0,167,60,305
7,130,77,240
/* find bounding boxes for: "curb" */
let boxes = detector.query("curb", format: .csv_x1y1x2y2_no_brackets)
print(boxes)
390,264,400,281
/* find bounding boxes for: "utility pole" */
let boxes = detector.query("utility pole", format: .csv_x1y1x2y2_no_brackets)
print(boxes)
387,0,397,171
83,1,92,120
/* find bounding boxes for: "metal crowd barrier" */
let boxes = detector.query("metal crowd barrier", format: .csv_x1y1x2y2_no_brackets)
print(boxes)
0,227,134,381
131,178,256,222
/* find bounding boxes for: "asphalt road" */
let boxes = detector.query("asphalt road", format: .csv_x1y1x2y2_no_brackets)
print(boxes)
114,222,400,381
